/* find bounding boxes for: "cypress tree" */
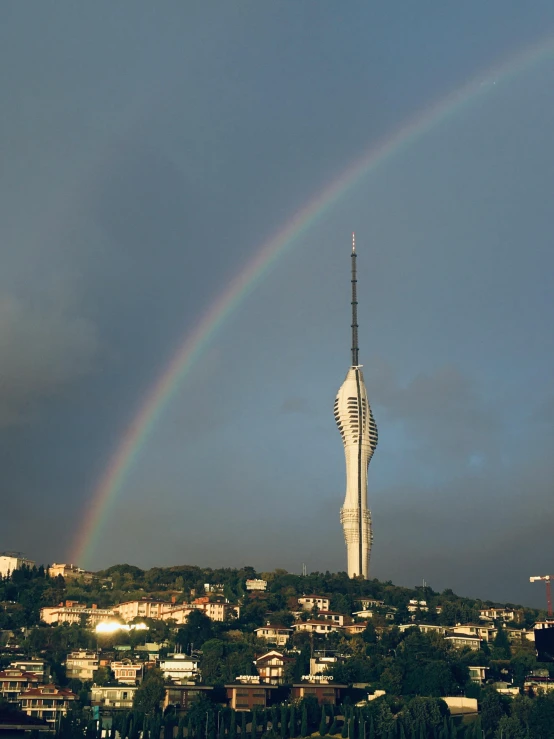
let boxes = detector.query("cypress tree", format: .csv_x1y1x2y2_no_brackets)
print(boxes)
289,705,296,738
251,710,257,739
219,715,226,739
348,717,356,739
329,718,338,736
241,713,247,738
281,706,288,739
448,719,457,739
271,707,278,733
319,706,327,737
341,717,348,739
368,718,375,739
188,717,194,739
301,706,308,738
229,712,236,739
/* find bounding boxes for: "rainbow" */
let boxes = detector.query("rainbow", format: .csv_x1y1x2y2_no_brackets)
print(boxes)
71,33,554,567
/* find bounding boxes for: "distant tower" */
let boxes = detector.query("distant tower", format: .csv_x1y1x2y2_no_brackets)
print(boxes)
333,234,378,578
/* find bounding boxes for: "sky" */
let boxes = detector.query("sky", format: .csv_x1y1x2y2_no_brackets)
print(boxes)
1,1,554,607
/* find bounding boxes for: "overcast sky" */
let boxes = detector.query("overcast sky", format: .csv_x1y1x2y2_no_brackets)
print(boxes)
1,2,554,607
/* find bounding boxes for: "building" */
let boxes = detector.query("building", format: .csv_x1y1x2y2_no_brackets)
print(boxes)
48,563,95,582
397,624,447,635
444,633,481,651
91,686,138,710
298,596,331,612
291,680,347,706
407,600,429,613
40,602,115,626
19,685,76,724
343,622,370,636
0,553,34,579
318,611,347,626
468,666,488,684
159,654,200,684
355,598,384,610
450,624,497,642
293,620,341,635
163,685,213,712
309,655,340,676
65,651,99,681
254,625,292,646
254,651,292,685
0,669,41,703
479,607,524,623
225,681,278,711
115,599,166,622
524,674,554,694
111,659,143,685
246,579,268,592
334,235,378,578
9,660,49,682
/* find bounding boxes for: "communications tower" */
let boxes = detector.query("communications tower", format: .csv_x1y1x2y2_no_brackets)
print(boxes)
333,234,378,578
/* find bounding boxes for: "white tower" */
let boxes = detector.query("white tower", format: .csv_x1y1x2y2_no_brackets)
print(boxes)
333,234,378,578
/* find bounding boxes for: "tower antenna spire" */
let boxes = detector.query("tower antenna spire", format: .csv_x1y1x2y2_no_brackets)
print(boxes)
351,232,359,366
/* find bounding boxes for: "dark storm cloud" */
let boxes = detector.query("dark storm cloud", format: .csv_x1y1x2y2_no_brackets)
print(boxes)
0,292,99,426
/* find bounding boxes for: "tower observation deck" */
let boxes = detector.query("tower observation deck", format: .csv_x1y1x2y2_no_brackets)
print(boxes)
333,234,378,578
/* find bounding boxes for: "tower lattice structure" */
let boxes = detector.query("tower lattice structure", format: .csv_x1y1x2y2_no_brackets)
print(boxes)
333,234,378,578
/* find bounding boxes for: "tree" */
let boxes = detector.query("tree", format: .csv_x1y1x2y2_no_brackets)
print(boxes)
480,688,506,737
241,712,247,737
301,706,308,738
280,705,288,739
319,706,327,736
133,668,165,714
289,705,296,738
92,666,114,686
492,628,511,660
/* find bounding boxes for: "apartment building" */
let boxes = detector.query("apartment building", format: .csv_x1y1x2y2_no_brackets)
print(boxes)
65,651,99,681
91,686,137,710
111,660,143,685
0,553,34,578
254,651,292,685
298,596,330,612
40,602,115,626
0,669,41,703
115,599,166,622
20,686,76,724
254,625,293,646
159,654,200,684
293,620,341,635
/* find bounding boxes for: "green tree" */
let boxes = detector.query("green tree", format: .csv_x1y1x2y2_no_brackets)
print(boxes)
241,712,247,737
289,705,296,738
251,710,258,739
300,707,308,738
133,668,165,714
492,628,511,660
92,666,114,686
280,705,288,739
229,711,236,739
319,706,327,737
480,688,506,737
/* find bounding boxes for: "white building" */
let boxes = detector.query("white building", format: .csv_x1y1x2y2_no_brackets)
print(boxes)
91,686,137,710
298,596,330,612
407,600,429,613
48,563,95,582
293,620,341,635
115,599,166,622
159,654,200,684
246,579,268,591
65,651,99,681
40,602,115,626
254,625,293,646
334,235,378,578
0,553,34,578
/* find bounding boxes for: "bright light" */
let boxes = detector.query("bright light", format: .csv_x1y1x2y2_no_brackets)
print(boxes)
95,621,149,633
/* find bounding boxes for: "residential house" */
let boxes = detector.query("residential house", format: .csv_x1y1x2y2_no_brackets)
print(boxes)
298,596,330,612
254,651,292,685
479,607,523,623
318,611,347,626
0,669,41,704
159,654,200,684
397,624,447,635
9,660,49,682
111,659,143,685
444,633,481,651
407,600,429,613
65,651,99,681
343,622,370,636
468,666,488,684
19,686,76,724
450,624,497,642
91,686,138,710
309,655,339,676
48,563,95,582
293,620,341,635
493,682,520,697
355,599,384,610
254,625,292,646
246,580,268,592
